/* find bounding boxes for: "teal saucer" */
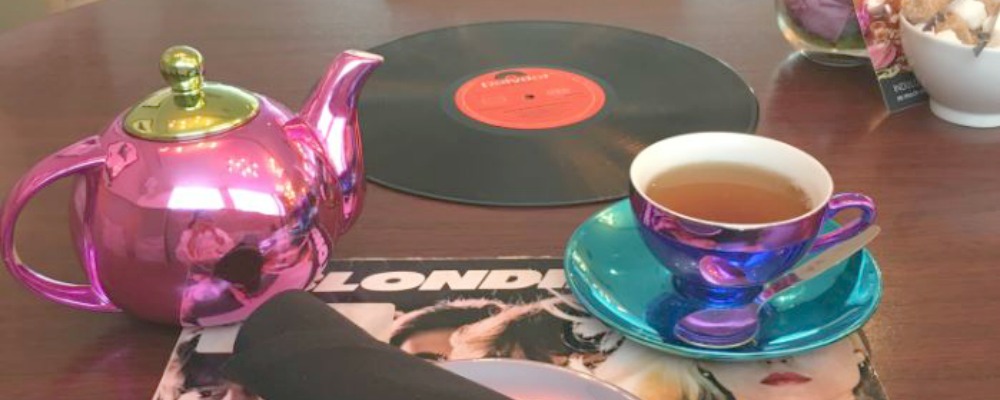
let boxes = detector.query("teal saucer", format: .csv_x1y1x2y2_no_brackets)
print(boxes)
565,200,882,361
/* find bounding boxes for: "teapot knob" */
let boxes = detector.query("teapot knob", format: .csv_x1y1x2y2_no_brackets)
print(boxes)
159,45,205,109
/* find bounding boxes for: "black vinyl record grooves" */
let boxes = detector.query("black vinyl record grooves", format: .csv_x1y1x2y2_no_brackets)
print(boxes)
359,21,758,206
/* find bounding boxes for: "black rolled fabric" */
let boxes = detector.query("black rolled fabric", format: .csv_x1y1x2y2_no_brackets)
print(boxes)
223,290,513,400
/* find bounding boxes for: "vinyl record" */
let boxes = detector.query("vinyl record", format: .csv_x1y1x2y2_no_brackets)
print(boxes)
359,21,758,206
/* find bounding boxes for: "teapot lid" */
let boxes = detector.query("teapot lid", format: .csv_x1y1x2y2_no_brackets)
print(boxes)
123,46,260,141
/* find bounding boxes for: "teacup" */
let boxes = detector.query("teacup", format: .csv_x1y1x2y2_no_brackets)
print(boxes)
629,132,875,305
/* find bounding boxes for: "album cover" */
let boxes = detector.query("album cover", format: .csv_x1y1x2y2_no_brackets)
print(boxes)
152,258,889,400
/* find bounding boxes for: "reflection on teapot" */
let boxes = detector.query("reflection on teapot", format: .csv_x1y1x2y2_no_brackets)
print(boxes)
0,46,382,326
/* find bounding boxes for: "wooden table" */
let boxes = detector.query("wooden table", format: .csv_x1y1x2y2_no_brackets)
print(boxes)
0,0,996,398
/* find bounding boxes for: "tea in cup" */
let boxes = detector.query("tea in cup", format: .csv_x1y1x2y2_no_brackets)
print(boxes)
629,132,875,305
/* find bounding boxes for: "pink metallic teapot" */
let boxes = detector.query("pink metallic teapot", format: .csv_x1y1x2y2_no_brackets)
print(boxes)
0,46,382,326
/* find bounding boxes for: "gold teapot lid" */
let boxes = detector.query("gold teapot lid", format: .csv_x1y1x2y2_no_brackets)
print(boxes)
123,45,260,141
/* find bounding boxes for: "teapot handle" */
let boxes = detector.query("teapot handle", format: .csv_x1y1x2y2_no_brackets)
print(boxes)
0,136,120,312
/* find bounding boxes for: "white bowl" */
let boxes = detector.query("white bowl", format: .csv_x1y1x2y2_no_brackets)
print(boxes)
441,359,638,400
900,18,1000,127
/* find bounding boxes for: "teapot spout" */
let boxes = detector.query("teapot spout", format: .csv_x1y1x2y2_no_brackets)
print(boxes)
298,50,382,234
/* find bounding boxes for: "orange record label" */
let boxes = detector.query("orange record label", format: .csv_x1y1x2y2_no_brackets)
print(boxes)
454,67,606,130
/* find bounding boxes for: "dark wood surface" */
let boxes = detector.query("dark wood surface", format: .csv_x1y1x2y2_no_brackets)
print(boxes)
0,0,997,398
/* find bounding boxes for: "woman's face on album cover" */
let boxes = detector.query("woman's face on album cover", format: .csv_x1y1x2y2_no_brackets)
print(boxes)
400,328,457,361
700,338,864,400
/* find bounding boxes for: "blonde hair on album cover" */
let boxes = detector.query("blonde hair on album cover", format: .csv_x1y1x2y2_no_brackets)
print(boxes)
593,341,726,400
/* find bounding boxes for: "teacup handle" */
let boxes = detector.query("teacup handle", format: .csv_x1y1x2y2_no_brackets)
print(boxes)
0,136,120,312
812,193,877,253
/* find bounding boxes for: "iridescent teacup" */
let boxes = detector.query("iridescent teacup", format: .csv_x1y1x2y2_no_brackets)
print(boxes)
629,132,875,305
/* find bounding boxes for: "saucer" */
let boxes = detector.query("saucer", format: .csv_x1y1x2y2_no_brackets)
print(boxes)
441,359,638,400
564,200,882,361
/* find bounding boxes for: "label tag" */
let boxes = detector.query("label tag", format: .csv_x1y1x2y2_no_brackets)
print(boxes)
854,0,928,111
454,67,606,130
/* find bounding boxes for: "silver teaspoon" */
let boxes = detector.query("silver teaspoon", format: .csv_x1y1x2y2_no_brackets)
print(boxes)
674,225,881,349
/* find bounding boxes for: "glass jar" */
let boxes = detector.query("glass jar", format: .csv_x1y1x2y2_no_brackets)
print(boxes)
776,0,869,67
